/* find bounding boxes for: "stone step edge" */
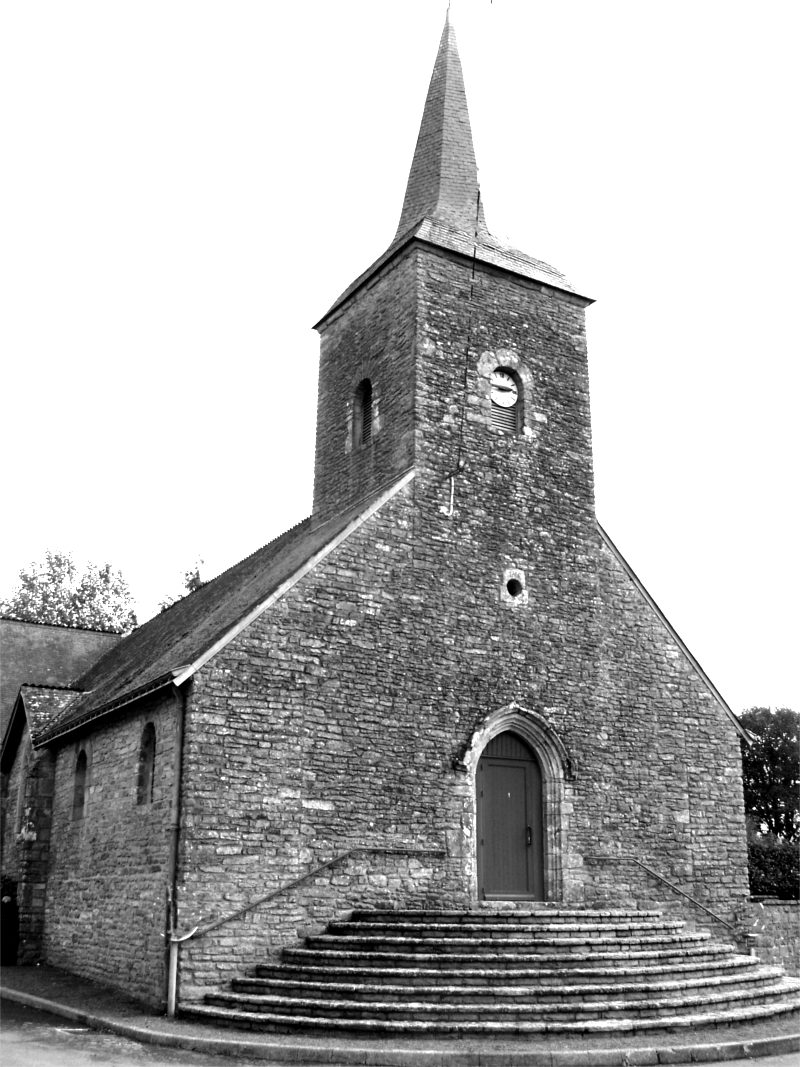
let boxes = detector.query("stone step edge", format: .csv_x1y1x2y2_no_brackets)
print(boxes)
233,966,784,999
284,945,733,965
258,954,760,981
351,908,666,919
329,921,687,934
183,995,800,1035
304,934,714,949
208,979,799,1017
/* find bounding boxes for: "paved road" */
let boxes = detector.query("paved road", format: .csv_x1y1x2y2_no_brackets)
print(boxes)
1,1000,798,1067
0,1000,248,1067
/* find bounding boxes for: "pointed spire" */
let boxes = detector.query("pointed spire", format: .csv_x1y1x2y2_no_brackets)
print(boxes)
394,12,488,241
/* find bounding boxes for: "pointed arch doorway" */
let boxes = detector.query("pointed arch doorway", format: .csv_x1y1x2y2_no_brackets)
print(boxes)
476,731,544,900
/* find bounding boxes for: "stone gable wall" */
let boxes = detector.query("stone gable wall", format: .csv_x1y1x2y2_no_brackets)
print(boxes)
176,517,749,999
43,690,179,1005
177,486,464,1000
175,246,750,999
581,539,751,923
408,246,749,922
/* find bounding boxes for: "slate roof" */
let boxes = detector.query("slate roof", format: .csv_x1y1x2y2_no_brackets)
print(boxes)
1,684,80,770
34,478,412,746
317,14,586,328
18,686,79,741
394,12,489,241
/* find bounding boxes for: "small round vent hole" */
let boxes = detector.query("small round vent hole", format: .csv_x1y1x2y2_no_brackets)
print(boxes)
506,578,524,598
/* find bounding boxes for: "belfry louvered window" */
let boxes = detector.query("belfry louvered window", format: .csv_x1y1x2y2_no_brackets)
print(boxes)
354,378,373,446
491,402,520,432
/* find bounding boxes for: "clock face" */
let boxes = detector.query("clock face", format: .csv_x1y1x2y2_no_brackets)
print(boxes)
490,369,518,408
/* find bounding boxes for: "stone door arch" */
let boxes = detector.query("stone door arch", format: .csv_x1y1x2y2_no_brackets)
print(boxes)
461,704,572,903
477,732,544,900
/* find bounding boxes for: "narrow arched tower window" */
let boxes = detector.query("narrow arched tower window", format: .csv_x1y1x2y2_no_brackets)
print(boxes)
136,723,156,806
353,378,373,446
73,749,88,820
490,367,522,432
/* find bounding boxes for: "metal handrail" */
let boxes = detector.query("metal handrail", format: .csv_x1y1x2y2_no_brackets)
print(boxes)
166,844,445,1016
588,854,736,932
182,846,446,943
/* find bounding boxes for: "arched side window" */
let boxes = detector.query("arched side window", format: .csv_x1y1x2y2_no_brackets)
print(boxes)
353,378,373,446
73,749,88,820
136,723,156,806
489,367,523,433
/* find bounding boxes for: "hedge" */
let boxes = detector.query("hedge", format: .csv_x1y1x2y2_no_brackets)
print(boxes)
748,836,799,899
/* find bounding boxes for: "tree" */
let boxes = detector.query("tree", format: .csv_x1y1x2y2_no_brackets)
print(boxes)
158,559,207,613
0,550,137,633
740,707,799,842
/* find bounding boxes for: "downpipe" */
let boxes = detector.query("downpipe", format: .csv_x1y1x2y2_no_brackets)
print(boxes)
165,683,187,1017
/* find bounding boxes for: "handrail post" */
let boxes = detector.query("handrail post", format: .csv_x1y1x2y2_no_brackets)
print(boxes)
166,924,198,1018
167,937,179,1018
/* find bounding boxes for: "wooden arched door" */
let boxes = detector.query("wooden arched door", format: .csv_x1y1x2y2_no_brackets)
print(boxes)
477,731,544,900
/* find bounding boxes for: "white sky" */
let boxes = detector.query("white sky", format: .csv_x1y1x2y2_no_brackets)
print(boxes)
1,0,797,714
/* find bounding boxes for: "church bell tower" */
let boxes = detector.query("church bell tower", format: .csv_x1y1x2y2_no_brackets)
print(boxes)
312,12,596,566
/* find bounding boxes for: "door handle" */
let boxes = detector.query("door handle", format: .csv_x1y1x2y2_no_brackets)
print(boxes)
526,826,532,847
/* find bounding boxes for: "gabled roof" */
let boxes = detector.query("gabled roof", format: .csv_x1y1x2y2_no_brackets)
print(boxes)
33,471,415,747
0,617,121,737
18,685,79,738
1,685,79,772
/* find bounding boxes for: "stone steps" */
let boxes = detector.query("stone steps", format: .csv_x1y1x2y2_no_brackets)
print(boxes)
232,965,783,1004
205,977,797,1022
327,919,687,938
281,941,733,970
302,931,714,955
184,993,800,1035
182,907,800,1036
257,956,763,985
350,908,665,924
256,953,760,986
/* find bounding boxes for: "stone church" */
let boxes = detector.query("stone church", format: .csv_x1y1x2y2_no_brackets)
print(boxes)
2,14,760,1015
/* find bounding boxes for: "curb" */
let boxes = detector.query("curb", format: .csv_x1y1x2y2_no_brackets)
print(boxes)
2,985,799,1066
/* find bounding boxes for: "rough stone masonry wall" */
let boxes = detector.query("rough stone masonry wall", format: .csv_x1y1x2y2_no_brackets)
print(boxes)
177,486,468,1002
312,251,418,521
1,724,55,962
743,899,799,975
176,243,752,997
408,245,750,926
1,724,28,879
580,538,752,927
44,691,179,1006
